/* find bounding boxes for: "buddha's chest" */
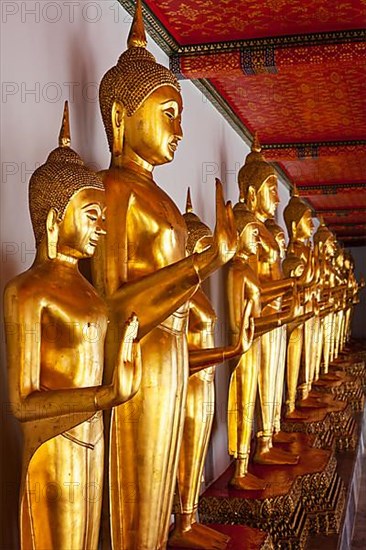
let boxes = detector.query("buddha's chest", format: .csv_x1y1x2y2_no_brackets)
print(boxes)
127,188,187,267
41,281,107,349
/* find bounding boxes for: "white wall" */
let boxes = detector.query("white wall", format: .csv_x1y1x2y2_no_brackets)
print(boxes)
347,246,366,339
2,1,364,545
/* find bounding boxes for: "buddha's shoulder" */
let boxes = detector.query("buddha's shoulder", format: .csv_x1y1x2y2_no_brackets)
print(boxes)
4,267,49,305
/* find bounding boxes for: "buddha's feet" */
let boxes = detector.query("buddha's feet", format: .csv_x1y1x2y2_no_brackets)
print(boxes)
273,431,296,444
168,523,229,549
229,471,267,491
254,446,299,465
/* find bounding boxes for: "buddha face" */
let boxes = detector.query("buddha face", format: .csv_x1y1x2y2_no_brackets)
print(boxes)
256,175,279,219
124,85,183,167
239,223,260,256
296,210,313,240
57,188,106,259
325,236,336,257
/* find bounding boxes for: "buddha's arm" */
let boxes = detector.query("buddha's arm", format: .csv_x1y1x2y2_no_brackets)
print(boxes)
260,277,295,295
189,300,254,373
253,308,293,336
285,311,314,335
108,255,201,338
320,304,335,318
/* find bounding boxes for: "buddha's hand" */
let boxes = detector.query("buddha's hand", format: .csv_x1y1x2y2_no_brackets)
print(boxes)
237,299,254,354
113,314,142,404
212,178,237,266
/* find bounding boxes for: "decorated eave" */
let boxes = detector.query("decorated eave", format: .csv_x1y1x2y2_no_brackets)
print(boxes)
119,0,366,246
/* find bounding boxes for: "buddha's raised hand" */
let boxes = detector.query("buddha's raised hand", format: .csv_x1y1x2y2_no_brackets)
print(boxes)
113,314,142,404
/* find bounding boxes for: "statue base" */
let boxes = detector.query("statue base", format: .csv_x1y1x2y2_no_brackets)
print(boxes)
199,433,345,548
282,393,357,451
313,366,365,412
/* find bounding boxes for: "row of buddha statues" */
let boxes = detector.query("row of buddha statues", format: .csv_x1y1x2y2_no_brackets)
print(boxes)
4,1,363,549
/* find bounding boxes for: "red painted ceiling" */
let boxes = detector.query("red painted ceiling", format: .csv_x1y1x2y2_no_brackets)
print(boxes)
144,0,365,44
120,1,366,244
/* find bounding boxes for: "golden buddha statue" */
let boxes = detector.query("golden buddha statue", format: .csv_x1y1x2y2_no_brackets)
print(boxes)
4,103,142,550
333,246,347,358
170,190,254,549
237,134,298,465
283,185,318,404
264,219,293,438
94,3,237,548
227,202,268,489
343,251,357,347
313,219,337,375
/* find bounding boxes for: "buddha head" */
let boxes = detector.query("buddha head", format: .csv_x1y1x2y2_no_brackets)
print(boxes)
183,188,212,255
343,250,352,272
335,245,345,269
238,133,279,221
99,0,182,169
265,219,286,259
283,185,313,242
233,202,260,257
313,218,336,257
29,102,105,260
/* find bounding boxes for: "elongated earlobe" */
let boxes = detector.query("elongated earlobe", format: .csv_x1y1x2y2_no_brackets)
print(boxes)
247,186,257,211
111,100,126,160
46,208,59,260
291,220,297,240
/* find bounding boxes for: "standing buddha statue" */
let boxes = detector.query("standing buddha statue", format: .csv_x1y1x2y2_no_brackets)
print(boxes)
94,3,237,549
170,189,254,549
238,134,298,465
313,219,337,374
283,186,318,404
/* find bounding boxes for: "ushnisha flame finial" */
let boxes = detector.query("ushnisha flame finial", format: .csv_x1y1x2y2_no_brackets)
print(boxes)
291,183,299,197
127,0,147,49
251,131,262,153
58,101,71,148
319,215,325,226
185,187,193,213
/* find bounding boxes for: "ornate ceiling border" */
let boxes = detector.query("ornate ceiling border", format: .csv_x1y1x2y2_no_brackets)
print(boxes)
262,140,366,150
175,29,366,55
298,182,366,193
